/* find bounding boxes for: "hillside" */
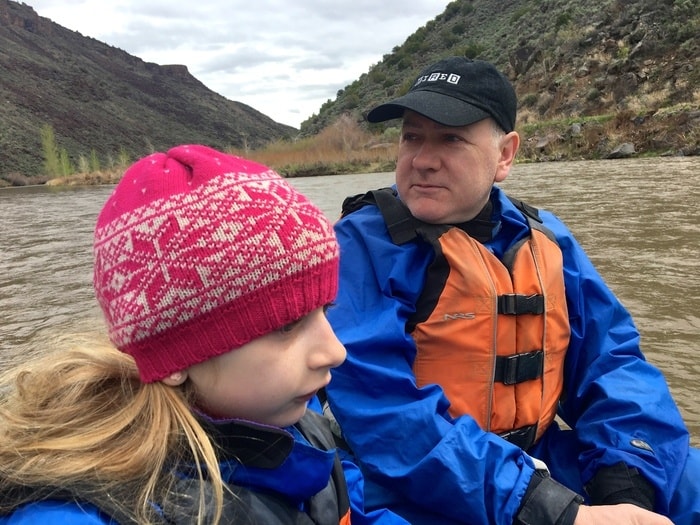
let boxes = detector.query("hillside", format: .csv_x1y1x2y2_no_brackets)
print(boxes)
302,0,699,160
1,0,698,185
0,0,296,182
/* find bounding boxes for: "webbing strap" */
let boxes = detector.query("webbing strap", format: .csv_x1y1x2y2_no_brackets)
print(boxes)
500,424,538,450
498,293,545,315
371,188,421,245
494,350,544,385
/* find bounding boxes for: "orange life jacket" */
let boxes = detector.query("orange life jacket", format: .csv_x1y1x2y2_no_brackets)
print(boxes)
356,188,570,449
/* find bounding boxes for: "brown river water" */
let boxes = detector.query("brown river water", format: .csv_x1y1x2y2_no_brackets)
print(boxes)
0,157,698,445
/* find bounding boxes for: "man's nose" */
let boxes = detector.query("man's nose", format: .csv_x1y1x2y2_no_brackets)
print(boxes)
412,142,440,171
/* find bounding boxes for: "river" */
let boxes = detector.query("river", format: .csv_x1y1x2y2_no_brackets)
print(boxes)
1,156,698,445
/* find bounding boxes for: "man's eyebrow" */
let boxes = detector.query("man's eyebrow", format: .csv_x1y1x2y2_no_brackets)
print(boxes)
401,117,426,129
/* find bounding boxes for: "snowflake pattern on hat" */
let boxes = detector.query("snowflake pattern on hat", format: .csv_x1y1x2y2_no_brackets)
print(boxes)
93,145,339,382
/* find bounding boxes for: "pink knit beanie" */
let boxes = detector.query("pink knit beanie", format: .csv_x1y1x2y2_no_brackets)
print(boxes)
93,144,339,383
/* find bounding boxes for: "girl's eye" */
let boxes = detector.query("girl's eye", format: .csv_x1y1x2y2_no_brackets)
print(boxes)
279,320,301,334
279,305,334,334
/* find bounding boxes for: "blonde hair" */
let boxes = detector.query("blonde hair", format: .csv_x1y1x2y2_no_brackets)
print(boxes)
0,334,226,524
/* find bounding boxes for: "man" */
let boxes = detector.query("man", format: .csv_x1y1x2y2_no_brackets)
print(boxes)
324,56,699,525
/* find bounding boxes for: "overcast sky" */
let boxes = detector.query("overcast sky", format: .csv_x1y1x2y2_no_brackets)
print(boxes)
26,1,452,128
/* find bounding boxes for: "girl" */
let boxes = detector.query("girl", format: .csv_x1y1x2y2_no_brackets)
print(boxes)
0,145,401,524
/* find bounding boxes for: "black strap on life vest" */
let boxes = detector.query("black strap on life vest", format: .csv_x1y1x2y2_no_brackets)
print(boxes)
507,197,542,223
342,188,447,245
494,350,545,385
367,187,496,245
500,424,539,451
341,188,554,245
498,293,546,315
371,187,428,244
342,187,426,245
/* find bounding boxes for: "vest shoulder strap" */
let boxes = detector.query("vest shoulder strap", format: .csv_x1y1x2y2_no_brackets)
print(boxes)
342,187,446,245
507,196,542,223
342,189,557,250
507,196,559,247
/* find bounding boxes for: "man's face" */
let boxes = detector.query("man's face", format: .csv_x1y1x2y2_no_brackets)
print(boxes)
395,111,518,224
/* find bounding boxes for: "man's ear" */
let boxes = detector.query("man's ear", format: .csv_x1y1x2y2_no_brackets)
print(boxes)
161,370,188,386
494,131,520,183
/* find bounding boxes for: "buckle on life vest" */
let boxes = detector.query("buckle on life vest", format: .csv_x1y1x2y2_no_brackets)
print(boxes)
494,350,544,385
500,424,538,450
497,294,545,315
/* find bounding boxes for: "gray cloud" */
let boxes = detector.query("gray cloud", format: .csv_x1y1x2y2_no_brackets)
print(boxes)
27,0,450,127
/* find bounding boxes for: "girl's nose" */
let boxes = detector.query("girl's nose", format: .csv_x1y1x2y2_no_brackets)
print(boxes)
310,315,346,370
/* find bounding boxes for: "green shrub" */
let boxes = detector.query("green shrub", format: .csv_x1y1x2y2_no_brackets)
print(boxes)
521,93,539,108
555,12,572,29
586,88,602,101
460,3,474,15
510,6,529,23
40,124,60,178
452,22,466,35
462,41,487,59
59,148,73,177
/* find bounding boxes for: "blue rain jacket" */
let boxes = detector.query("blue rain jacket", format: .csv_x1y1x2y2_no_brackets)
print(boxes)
325,185,690,525
0,411,409,525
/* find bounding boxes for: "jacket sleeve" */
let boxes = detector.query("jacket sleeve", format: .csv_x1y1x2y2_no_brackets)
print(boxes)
0,500,114,524
541,210,690,513
326,208,538,525
341,456,413,525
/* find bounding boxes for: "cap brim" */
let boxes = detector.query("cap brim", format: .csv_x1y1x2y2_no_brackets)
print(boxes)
366,90,491,127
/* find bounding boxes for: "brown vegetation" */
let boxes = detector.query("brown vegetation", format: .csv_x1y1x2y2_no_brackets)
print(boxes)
45,104,700,188
231,115,398,178
45,117,398,186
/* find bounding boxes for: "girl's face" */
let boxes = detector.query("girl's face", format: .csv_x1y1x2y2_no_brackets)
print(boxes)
184,307,346,427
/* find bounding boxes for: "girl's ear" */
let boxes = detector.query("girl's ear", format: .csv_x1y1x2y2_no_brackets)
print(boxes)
161,370,188,386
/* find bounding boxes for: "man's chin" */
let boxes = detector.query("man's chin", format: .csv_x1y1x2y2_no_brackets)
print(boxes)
408,203,454,224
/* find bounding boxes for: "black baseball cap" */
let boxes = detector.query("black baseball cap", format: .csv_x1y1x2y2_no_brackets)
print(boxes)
366,56,517,132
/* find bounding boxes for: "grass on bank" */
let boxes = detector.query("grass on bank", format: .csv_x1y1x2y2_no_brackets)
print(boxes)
37,115,398,187
230,115,398,178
